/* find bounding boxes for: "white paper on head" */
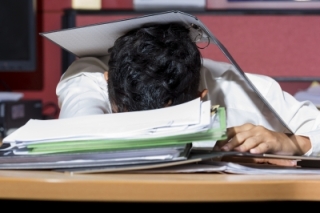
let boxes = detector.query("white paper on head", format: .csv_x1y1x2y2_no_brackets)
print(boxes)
40,11,211,58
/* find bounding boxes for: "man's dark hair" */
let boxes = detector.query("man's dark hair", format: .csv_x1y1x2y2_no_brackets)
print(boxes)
107,23,201,112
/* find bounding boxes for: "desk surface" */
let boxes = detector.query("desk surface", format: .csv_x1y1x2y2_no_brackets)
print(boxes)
1,170,320,202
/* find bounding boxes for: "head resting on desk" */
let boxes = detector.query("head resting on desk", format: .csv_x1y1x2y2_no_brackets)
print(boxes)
105,23,207,113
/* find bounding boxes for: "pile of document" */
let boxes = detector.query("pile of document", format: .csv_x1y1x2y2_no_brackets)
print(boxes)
0,98,227,172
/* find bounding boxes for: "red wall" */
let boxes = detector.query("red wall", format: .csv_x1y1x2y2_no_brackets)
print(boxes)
0,0,134,117
1,0,318,117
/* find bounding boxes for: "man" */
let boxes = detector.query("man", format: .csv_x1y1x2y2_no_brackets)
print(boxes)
56,23,320,157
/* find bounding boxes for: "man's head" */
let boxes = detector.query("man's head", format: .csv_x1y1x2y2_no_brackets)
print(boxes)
107,23,202,112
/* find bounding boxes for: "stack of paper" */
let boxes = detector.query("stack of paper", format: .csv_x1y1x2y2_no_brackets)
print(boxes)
0,98,227,170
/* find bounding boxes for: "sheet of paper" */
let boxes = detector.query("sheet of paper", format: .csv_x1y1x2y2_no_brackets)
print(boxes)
222,162,320,175
129,163,226,173
126,161,320,175
3,98,202,143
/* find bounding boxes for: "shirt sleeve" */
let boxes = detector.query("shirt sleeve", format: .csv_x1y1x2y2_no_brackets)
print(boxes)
56,57,112,119
264,77,320,156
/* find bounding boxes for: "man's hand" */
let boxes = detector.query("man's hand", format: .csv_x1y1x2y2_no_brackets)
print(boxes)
214,123,311,156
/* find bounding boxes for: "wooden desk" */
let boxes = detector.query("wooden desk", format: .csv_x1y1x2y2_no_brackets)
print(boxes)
1,170,320,202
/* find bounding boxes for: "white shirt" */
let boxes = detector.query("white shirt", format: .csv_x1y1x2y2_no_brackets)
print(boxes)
56,57,320,156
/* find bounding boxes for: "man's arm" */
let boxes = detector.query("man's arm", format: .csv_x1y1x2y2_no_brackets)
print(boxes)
56,57,112,118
